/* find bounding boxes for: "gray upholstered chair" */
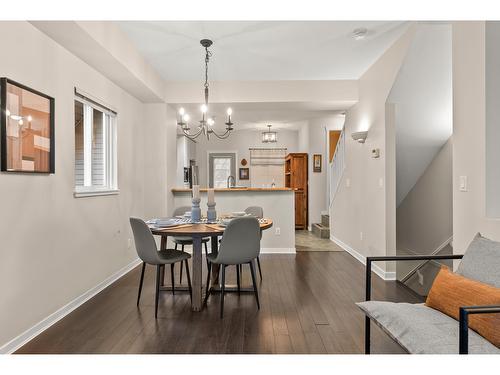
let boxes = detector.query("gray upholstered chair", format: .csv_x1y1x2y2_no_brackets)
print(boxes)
172,206,210,283
130,217,192,318
244,206,264,280
357,233,500,354
204,216,261,318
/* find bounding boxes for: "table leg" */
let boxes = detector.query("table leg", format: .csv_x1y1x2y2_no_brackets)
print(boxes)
191,236,203,311
210,235,220,285
159,235,167,286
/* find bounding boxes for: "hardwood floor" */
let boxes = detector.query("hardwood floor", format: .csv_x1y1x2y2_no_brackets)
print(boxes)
16,252,421,354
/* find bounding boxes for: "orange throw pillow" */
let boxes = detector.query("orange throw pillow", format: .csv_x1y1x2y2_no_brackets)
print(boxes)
426,266,500,348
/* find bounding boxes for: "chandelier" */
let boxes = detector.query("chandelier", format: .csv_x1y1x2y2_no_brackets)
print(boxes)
177,39,234,141
262,124,277,143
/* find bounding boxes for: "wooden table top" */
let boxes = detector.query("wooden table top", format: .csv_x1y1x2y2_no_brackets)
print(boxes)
150,218,273,236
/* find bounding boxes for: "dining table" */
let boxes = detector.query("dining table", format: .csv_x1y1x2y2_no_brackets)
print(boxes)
150,218,273,311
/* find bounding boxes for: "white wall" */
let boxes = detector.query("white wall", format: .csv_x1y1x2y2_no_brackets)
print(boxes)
452,21,500,256
485,22,500,218
190,129,299,188
397,138,453,255
0,22,168,350
329,25,415,276
388,24,453,206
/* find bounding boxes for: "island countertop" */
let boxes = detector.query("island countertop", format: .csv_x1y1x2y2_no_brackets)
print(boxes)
171,187,293,193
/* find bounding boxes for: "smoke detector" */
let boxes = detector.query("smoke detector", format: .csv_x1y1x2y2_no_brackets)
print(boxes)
352,28,368,40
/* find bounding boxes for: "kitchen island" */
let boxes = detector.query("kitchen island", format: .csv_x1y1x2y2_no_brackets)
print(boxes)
171,187,295,253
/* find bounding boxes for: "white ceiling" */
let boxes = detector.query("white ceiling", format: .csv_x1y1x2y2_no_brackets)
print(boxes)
388,23,452,206
174,101,343,132
117,21,408,81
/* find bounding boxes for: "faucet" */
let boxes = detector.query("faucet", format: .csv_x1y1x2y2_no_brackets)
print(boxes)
227,175,235,188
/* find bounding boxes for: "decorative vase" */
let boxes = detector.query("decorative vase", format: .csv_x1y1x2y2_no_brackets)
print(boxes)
207,202,217,222
191,197,201,222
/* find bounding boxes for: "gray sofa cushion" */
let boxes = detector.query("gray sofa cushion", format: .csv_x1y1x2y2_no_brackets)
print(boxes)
457,233,500,287
357,301,500,354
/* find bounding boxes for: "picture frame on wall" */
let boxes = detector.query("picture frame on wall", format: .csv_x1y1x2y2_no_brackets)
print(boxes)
239,167,249,180
0,78,55,173
313,154,322,173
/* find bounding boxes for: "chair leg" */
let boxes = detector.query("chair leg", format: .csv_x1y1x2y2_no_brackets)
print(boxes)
137,262,146,306
365,316,371,354
170,263,175,295
236,264,241,295
155,265,161,318
179,245,184,283
220,265,226,319
184,259,192,302
204,241,209,268
204,262,212,305
256,256,263,280
249,260,260,310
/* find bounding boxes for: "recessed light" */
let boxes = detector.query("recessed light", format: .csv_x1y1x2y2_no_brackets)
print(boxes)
352,28,368,40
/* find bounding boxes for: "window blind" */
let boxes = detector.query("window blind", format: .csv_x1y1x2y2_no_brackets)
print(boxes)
249,148,287,165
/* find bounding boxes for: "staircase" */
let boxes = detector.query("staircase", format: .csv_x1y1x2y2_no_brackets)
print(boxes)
312,213,330,238
329,128,345,208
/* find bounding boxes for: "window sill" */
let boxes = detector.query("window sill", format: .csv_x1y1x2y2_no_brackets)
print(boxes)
74,189,120,198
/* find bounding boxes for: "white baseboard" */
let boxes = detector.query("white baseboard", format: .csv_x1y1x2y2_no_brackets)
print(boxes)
330,235,396,281
0,258,141,354
260,247,296,254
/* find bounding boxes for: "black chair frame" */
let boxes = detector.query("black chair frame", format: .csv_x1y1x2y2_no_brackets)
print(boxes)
363,254,472,354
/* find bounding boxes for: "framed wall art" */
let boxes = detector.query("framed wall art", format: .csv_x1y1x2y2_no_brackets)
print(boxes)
313,154,322,173
1,78,55,173
239,167,249,180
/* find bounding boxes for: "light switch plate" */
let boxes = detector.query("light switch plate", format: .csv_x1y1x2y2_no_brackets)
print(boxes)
459,176,467,192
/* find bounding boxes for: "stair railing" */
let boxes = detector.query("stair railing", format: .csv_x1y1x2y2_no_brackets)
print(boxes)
329,128,345,207
399,236,453,284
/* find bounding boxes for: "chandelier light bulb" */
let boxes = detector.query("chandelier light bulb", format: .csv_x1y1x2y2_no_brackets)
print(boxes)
27,115,33,122
201,104,208,114
183,114,190,122
227,108,232,116
19,119,24,126
179,107,185,116
207,118,214,126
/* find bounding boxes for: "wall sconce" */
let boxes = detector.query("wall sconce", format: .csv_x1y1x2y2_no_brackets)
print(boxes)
351,130,368,143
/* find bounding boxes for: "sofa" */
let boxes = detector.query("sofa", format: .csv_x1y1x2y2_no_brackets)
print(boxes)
357,233,500,354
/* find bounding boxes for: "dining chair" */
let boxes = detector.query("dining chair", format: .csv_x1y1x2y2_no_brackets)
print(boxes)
172,206,210,283
204,216,261,318
130,217,192,318
244,206,264,280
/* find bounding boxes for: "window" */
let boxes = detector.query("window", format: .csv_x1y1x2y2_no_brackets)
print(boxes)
74,92,117,197
208,152,236,188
